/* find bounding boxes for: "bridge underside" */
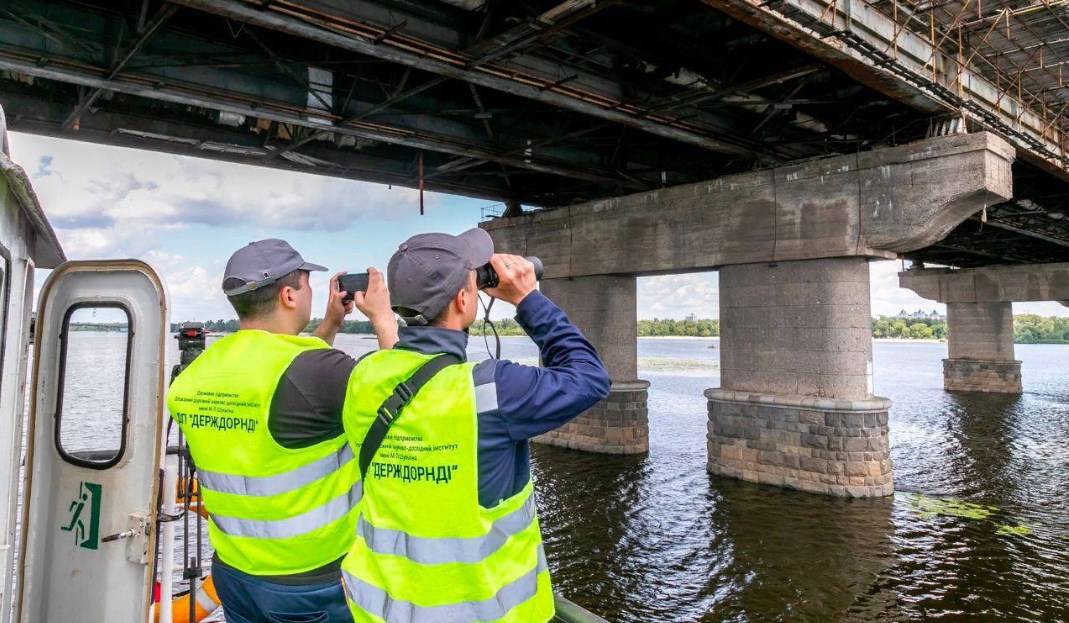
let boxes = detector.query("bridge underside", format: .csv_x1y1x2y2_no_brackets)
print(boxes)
5,1,1069,498
1,0,1068,265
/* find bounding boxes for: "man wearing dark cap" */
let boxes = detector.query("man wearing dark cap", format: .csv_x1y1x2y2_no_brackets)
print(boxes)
338,228,610,623
167,239,397,623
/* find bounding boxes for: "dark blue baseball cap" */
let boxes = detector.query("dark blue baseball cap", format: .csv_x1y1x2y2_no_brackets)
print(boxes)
222,239,326,296
387,228,493,325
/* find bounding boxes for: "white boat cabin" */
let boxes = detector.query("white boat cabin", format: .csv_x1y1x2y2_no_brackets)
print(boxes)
0,104,171,623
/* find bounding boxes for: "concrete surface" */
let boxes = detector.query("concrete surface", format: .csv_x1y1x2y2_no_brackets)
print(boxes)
483,133,1013,277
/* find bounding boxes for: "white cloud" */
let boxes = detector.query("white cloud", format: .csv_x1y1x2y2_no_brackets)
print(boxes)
868,259,944,317
1011,301,1069,316
9,132,445,322
9,133,430,241
638,273,719,319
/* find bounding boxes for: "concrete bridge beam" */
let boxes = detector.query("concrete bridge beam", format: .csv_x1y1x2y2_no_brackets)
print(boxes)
482,132,1013,275
706,257,893,497
535,275,649,454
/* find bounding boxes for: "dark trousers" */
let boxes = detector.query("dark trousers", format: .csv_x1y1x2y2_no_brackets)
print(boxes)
212,561,351,623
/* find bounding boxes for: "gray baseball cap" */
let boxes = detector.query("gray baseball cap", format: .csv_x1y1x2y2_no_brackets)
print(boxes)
387,228,493,324
222,239,327,296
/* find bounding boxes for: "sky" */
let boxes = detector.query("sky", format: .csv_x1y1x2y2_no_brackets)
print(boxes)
9,131,1068,323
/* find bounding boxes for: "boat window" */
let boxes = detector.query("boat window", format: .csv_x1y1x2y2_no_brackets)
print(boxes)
55,304,132,469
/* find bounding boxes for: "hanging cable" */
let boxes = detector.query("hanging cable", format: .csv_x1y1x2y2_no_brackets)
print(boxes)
479,293,501,360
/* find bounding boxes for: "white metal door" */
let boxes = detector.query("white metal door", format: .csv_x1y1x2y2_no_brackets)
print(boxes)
16,261,167,623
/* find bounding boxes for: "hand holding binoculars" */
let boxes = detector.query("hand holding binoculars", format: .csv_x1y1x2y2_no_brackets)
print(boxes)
337,256,543,302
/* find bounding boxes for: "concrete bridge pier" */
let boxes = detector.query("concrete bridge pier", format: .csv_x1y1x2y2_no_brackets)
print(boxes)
943,302,1021,393
706,257,894,497
536,275,650,454
484,131,1016,495
899,263,1069,394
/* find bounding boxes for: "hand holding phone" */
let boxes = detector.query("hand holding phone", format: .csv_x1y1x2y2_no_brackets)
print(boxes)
338,272,370,302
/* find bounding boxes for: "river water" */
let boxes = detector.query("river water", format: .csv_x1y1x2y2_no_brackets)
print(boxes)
59,332,1069,622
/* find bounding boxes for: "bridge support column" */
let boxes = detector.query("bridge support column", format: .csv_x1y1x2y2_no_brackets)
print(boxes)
706,257,893,497
944,302,1021,393
896,263,1067,393
535,275,649,454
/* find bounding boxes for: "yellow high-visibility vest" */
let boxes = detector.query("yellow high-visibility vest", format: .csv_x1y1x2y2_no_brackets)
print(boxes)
168,330,360,575
340,348,554,623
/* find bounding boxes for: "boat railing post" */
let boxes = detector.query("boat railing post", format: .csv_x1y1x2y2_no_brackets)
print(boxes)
158,454,178,623
0,104,7,156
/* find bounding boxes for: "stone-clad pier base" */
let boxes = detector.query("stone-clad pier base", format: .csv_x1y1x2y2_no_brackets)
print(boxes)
534,275,649,454
707,257,893,497
535,382,649,454
706,390,893,497
943,359,1021,393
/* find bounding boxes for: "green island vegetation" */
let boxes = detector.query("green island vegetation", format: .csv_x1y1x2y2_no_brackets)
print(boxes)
638,318,720,337
871,316,946,340
871,314,1069,343
160,312,1069,344
1012,314,1069,343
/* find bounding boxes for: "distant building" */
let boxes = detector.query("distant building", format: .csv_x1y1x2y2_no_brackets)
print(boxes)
893,309,945,321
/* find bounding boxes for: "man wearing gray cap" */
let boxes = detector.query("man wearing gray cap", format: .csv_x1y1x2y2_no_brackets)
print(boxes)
167,239,397,623
338,228,610,622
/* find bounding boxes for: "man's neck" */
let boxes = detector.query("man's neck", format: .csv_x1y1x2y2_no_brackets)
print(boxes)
433,309,469,332
239,315,299,335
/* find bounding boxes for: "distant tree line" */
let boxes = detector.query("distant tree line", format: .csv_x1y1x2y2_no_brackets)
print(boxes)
871,316,946,340
169,319,240,333
304,318,376,334
471,318,526,336
164,314,1069,344
1014,314,1069,344
69,322,128,332
638,318,720,337
871,314,1069,343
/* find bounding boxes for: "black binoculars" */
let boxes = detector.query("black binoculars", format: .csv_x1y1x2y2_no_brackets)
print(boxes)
475,257,544,289
339,256,543,301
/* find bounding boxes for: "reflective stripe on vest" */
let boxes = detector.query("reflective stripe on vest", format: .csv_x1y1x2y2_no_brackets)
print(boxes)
344,547,548,623
211,482,362,539
357,495,536,565
198,445,355,497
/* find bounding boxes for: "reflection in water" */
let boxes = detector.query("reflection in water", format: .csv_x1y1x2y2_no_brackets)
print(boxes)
59,335,1069,621
706,481,894,622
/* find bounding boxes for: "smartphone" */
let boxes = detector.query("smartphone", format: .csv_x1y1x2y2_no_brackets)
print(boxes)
338,272,370,302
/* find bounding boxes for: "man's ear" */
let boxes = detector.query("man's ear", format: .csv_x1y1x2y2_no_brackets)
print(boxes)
453,287,468,315
278,284,298,311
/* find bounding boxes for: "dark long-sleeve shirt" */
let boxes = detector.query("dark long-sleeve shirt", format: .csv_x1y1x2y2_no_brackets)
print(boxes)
396,290,611,506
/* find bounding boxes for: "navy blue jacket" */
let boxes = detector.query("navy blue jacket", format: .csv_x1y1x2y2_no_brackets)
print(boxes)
394,290,611,507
